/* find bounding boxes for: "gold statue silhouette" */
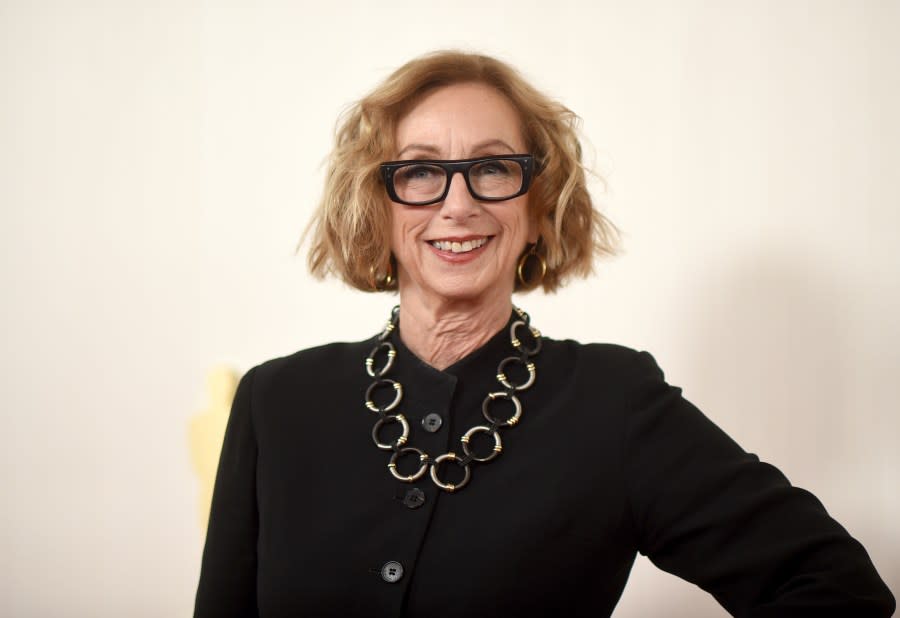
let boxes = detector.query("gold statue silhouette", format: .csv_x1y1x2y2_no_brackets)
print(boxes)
189,365,239,532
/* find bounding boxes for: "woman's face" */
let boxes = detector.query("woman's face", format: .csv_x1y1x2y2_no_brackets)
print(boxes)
389,82,537,306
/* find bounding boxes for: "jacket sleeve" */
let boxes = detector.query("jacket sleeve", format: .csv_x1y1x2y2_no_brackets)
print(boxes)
194,366,260,618
622,351,895,617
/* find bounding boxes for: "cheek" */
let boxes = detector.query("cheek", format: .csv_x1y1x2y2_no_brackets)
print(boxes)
390,210,429,255
502,201,533,242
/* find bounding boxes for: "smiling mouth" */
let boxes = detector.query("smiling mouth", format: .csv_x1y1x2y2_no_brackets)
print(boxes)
428,237,491,254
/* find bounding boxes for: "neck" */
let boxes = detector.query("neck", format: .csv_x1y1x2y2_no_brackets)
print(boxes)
397,294,513,371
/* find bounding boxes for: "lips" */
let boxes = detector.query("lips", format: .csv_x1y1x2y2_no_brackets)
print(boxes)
428,236,491,254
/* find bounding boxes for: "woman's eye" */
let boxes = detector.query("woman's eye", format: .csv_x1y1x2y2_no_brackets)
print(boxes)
474,161,512,176
400,165,439,181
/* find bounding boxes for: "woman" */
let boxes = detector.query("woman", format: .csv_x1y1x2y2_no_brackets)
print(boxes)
195,51,894,617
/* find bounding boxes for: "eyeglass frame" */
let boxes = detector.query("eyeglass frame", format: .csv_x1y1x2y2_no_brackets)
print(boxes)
379,154,535,207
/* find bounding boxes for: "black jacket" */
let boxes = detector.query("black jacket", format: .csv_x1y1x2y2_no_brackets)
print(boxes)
195,316,894,617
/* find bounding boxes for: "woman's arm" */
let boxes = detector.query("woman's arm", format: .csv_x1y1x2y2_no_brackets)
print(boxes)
623,351,894,616
194,367,260,618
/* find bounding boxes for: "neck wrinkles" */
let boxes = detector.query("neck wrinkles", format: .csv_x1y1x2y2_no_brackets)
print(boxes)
392,310,516,379
395,298,514,371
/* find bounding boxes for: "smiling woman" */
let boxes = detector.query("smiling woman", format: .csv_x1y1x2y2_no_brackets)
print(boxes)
306,51,617,299
386,83,538,360
194,51,895,617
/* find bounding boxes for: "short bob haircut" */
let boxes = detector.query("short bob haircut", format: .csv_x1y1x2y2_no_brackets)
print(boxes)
307,50,618,293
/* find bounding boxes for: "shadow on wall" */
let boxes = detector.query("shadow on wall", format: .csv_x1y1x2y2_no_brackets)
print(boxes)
613,249,854,618
671,244,900,599
673,246,853,489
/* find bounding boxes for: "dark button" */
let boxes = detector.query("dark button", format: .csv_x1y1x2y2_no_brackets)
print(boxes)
402,487,426,509
422,413,443,433
381,560,404,583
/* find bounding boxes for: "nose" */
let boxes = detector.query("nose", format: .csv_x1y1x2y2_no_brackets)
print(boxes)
439,171,479,220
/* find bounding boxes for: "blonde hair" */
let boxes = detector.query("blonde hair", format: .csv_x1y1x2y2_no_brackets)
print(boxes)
306,50,618,292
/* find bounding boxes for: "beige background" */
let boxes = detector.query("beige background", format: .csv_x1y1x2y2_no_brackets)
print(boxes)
2,1,897,616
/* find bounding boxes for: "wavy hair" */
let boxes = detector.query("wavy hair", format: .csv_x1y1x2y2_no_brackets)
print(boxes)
306,50,618,292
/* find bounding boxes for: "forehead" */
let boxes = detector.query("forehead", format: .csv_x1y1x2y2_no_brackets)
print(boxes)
395,82,525,153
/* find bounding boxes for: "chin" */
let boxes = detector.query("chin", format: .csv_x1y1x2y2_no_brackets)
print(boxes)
423,274,510,305
430,284,489,302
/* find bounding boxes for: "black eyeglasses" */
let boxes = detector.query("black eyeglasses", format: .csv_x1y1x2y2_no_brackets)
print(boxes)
380,155,534,206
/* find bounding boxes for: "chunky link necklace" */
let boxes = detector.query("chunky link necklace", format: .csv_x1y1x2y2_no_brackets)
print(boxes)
363,305,542,493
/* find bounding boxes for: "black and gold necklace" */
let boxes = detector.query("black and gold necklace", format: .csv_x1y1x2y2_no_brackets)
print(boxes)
363,306,541,492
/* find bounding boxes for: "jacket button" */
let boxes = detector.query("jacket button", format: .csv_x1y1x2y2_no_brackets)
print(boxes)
403,487,425,509
422,413,443,433
381,561,404,583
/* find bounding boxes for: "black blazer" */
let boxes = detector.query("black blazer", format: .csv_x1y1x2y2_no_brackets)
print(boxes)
195,317,894,617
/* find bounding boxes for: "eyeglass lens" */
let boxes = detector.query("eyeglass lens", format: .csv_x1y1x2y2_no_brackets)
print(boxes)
392,159,524,204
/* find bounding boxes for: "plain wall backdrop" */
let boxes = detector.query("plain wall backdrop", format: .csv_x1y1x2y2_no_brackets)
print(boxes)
1,1,897,616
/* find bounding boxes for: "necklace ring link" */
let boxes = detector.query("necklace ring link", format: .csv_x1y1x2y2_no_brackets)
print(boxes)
430,452,471,492
510,320,542,356
365,379,403,413
482,391,523,427
496,356,536,391
461,426,503,462
388,447,429,482
372,414,410,451
366,341,397,378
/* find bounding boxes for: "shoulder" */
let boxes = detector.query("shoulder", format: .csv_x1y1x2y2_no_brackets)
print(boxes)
542,337,662,384
245,338,376,396
531,337,672,420
257,338,374,372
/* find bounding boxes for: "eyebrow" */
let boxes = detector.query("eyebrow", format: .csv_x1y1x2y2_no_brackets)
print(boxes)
396,139,519,159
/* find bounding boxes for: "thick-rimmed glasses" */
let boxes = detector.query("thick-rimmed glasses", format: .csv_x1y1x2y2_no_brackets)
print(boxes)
380,155,534,206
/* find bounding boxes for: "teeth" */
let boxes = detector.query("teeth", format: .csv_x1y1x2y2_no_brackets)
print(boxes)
430,238,488,253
